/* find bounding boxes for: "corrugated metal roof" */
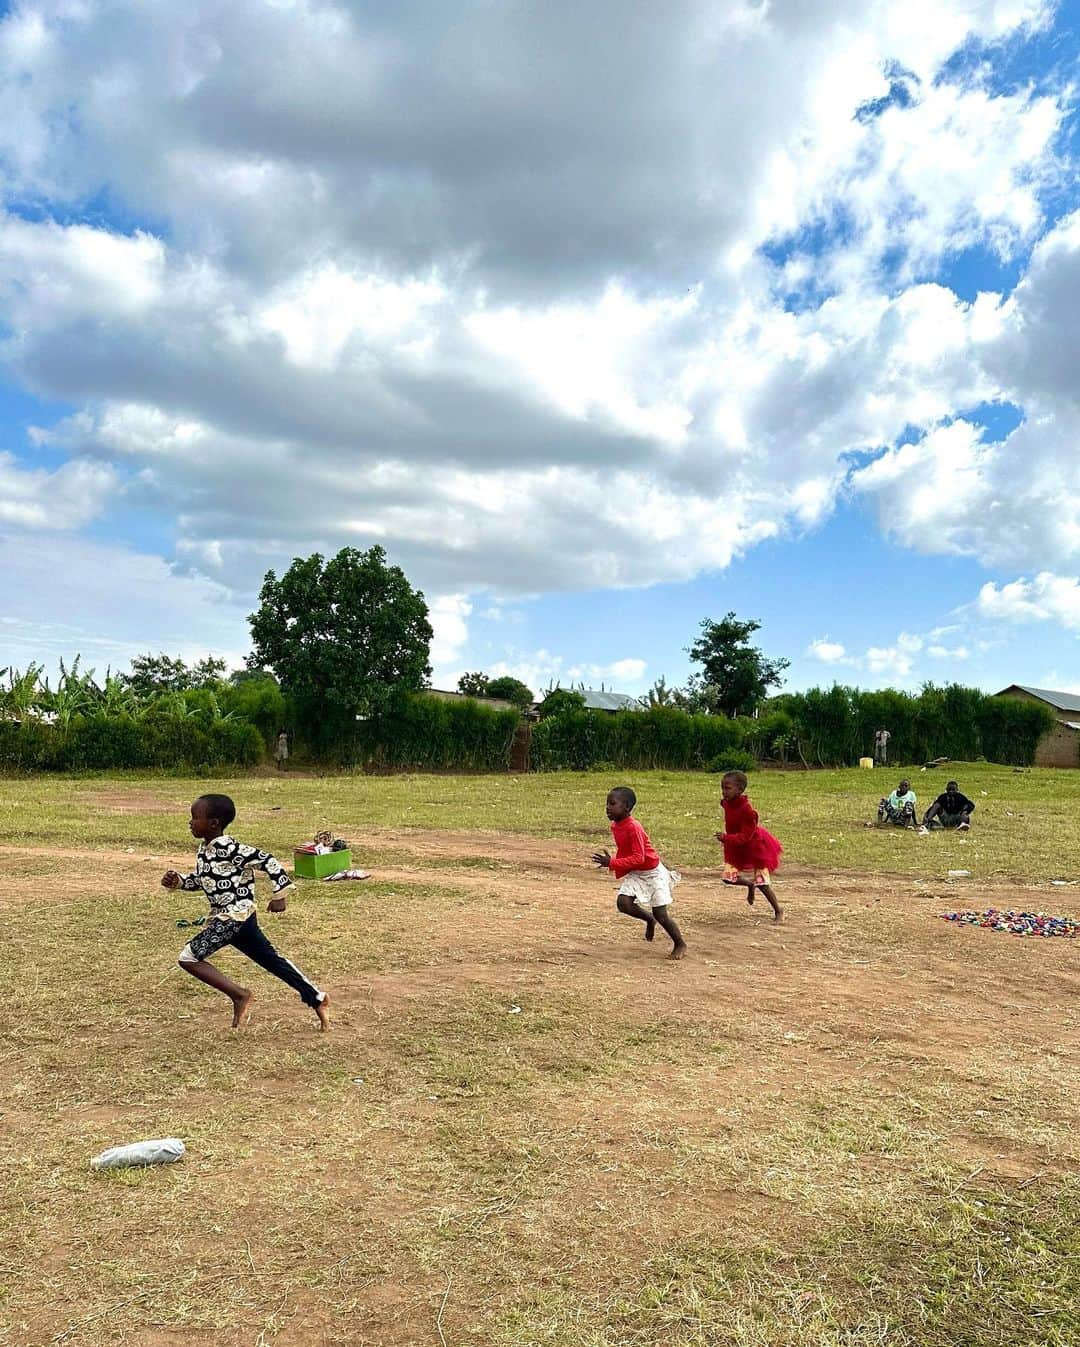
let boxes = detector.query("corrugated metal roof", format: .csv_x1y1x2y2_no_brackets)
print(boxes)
579,689,642,712
1001,685,1080,714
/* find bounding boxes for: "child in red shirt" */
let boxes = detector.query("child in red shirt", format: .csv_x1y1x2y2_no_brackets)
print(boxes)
593,786,686,959
715,770,783,923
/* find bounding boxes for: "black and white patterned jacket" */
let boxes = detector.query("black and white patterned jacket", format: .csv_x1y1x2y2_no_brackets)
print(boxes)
178,835,293,922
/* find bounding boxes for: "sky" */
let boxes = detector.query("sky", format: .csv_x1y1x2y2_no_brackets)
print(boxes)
2,0,1080,700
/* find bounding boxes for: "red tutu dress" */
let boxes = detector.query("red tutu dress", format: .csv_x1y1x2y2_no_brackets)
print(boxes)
720,793,782,885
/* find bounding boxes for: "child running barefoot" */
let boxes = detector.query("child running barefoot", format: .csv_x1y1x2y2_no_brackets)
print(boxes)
716,770,784,923
593,786,687,960
163,793,330,1030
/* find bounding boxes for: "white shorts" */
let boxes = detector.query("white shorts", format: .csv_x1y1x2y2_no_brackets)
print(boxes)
618,863,681,910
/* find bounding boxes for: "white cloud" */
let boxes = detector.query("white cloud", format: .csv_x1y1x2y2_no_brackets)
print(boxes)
866,633,924,679
808,638,848,663
0,0,1073,629
481,650,649,695
976,572,1080,630
606,658,647,682
428,594,473,683
0,452,116,529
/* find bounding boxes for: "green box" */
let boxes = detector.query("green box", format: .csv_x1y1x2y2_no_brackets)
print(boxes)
293,848,352,880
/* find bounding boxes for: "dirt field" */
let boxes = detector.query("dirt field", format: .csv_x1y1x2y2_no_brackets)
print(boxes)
1,775,1077,1345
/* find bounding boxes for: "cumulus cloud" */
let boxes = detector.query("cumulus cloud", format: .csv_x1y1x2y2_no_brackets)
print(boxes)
0,451,116,530
808,639,848,663
0,0,1073,635
976,572,1080,630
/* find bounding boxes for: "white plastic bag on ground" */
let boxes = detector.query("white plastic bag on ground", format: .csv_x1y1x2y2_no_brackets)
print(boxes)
90,1138,186,1170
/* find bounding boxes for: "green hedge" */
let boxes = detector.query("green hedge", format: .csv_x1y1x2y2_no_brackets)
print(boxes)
0,713,264,773
357,693,520,770
530,706,751,770
772,684,1055,767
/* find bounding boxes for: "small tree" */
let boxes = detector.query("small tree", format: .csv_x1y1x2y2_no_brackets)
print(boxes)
484,676,534,711
537,688,587,719
457,672,491,697
686,614,789,717
248,546,433,751
644,675,676,707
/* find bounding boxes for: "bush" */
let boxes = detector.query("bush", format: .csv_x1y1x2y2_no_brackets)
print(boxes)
356,692,520,771
0,719,63,771
530,706,754,771
0,711,264,774
705,749,757,774
773,683,1055,767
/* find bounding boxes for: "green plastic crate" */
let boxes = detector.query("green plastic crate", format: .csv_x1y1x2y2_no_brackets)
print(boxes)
293,848,352,880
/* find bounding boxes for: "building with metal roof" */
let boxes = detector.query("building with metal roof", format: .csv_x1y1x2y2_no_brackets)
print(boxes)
995,685,1080,767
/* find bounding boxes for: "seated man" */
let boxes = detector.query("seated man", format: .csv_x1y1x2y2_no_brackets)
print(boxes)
920,780,975,833
877,779,917,828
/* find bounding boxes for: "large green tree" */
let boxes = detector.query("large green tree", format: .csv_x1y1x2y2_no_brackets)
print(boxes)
248,546,432,746
685,613,789,718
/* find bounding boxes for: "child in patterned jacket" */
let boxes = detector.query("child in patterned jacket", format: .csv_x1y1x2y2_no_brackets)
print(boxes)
163,793,330,1029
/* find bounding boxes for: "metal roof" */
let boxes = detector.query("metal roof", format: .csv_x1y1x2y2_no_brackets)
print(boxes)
579,689,642,712
999,685,1080,714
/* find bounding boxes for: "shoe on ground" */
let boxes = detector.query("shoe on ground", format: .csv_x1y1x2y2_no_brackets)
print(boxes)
958,821,970,831
917,826,929,835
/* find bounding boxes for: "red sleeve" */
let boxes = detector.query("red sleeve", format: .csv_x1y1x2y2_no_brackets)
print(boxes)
610,819,648,880
721,798,759,846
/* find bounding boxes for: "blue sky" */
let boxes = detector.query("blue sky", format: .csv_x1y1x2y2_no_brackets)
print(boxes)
1,0,1080,700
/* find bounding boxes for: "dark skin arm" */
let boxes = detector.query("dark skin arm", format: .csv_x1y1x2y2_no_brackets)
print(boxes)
592,849,612,868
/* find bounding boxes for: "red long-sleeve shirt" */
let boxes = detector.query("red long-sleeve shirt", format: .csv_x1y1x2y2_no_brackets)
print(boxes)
720,794,760,849
608,816,660,880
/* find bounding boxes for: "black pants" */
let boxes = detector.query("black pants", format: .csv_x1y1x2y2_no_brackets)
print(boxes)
183,915,323,1008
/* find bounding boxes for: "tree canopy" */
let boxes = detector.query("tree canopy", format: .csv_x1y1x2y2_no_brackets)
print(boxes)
685,613,789,717
124,653,227,698
457,671,490,697
248,546,432,745
483,675,534,710
537,687,587,719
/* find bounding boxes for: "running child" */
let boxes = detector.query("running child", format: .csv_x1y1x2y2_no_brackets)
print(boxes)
592,786,687,960
715,770,783,923
162,793,330,1029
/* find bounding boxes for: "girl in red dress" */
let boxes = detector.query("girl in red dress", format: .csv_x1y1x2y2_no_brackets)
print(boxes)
715,770,783,922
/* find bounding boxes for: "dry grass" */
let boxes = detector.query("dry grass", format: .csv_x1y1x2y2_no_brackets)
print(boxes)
0,771,1078,1345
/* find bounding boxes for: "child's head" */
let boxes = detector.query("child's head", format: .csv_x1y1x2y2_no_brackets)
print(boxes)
190,793,236,840
946,779,959,792
605,786,636,821
721,770,748,801
898,779,910,794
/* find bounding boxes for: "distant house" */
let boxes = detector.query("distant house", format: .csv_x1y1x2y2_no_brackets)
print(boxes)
534,688,642,715
995,685,1080,767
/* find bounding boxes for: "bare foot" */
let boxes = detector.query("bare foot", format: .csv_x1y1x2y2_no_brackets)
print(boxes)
772,909,785,924
746,887,755,906
315,995,331,1031
668,943,687,961
644,917,656,942
231,990,253,1028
